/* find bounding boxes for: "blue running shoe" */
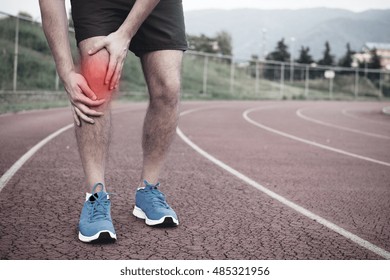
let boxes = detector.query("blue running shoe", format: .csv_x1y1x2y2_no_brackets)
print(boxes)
78,183,117,243
133,180,179,226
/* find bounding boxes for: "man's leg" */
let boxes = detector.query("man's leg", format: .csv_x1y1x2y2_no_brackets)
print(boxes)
76,37,114,192
132,50,182,226
76,37,117,243
140,50,183,185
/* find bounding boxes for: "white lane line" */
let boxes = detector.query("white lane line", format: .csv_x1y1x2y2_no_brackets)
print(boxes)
0,107,138,193
342,108,390,126
297,108,390,140
177,106,390,259
0,124,74,193
244,107,390,167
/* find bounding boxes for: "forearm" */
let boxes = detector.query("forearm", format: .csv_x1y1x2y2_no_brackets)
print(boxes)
39,0,74,81
118,0,160,38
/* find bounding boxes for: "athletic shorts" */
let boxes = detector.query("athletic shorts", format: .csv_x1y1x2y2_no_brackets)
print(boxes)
70,0,188,57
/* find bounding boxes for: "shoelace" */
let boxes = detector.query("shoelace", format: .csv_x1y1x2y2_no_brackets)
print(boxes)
87,182,113,222
87,192,112,222
142,181,170,209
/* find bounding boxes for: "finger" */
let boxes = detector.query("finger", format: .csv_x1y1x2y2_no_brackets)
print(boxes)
72,100,104,117
88,39,106,55
71,106,81,126
76,94,106,107
74,106,95,124
111,61,124,89
114,73,121,89
105,56,118,86
78,78,97,100
77,103,104,117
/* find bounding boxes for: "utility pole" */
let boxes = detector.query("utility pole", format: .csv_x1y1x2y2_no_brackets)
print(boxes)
261,28,267,60
203,55,208,95
290,37,295,83
13,17,19,92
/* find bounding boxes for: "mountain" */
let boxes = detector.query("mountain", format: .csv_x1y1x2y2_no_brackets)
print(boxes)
184,8,390,60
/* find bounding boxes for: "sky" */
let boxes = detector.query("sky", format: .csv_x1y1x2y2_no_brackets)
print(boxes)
1,0,390,20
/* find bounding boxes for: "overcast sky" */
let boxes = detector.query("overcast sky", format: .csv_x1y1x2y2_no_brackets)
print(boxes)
1,0,390,20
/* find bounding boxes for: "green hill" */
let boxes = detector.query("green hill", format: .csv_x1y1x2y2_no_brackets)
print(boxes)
0,17,148,92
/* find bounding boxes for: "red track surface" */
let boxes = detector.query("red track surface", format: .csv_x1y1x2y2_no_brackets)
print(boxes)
0,100,389,259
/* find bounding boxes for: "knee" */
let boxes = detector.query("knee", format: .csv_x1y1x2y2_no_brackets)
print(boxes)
149,77,181,108
81,49,113,100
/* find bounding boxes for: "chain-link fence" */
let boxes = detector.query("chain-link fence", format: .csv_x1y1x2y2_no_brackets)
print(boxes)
182,51,390,100
1,11,389,108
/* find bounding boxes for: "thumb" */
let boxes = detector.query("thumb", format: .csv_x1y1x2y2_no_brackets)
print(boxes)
88,39,106,55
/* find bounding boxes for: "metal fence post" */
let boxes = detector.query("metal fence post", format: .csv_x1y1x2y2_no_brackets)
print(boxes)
230,58,235,95
354,69,359,98
13,17,19,92
55,71,60,91
304,65,309,98
329,77,333,100
255,60,259,95
280,63,285,98
379,71,383,99
203,55,208,95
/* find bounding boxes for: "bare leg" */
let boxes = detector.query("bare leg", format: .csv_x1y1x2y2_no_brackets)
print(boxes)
76,37,114,192
139,50,183,186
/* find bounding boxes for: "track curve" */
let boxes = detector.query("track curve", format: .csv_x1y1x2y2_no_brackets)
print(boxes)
0,100,389,260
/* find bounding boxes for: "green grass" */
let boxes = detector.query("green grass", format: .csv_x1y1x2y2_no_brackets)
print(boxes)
0,100,70,113
0,91,69,113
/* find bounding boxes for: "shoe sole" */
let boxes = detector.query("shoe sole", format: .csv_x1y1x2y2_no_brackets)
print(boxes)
133,206,179,226
78,230,117,243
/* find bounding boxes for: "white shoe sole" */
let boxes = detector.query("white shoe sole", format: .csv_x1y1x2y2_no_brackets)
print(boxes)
133,206,179,226
78,230,117,243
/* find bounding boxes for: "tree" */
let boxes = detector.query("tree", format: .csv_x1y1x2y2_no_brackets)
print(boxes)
215,31,232,56
187,34,214,53
368,48,381,69
296,46,313,64
318,41,334,66
338,43,353,68
18,11,33,20
366,48,382,82
266,38,290,62
263,38,290,80
187,31,233,57
251,54,259,61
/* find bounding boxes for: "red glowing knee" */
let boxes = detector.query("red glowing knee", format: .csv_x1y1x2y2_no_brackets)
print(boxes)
81,51,112,100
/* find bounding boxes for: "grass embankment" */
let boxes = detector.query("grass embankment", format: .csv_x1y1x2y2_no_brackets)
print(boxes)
0,16,388,114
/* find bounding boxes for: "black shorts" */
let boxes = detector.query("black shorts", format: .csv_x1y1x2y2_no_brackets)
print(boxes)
70,0,188,57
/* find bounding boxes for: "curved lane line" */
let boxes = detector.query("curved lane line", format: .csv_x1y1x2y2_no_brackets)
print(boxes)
342,108,390,126
177,105,390,259
244,107,390,167
0,124,74,193
297,108,390,140
0,107,138,193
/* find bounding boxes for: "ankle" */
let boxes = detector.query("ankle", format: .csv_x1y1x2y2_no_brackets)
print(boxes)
139,179,159,188
89,182,106,193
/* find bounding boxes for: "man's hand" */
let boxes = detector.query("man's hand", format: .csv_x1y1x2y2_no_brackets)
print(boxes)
84,0,160,90
88,29,131,90
63,71,106,126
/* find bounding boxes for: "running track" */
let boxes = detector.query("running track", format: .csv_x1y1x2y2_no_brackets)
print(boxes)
0,100,389,259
